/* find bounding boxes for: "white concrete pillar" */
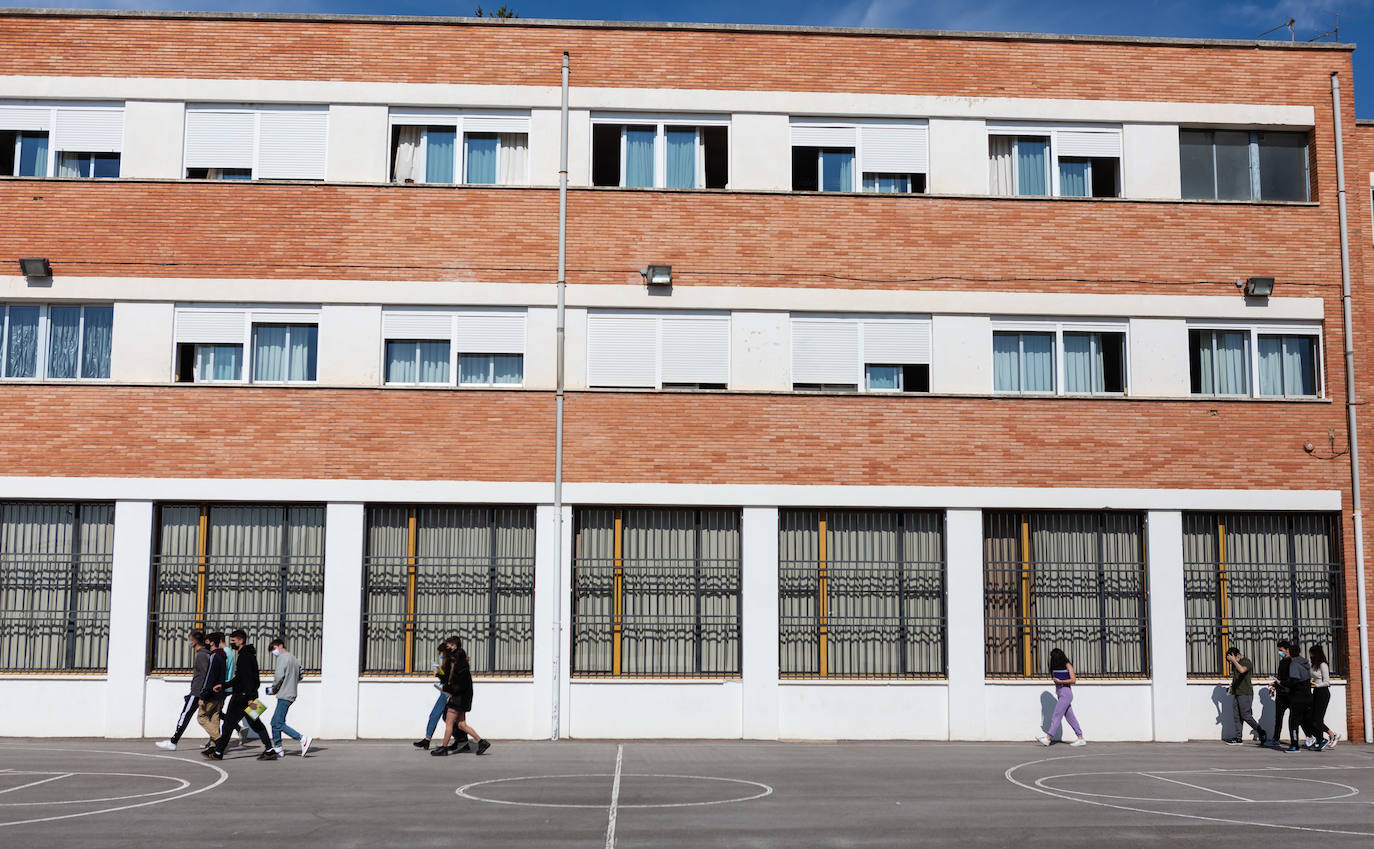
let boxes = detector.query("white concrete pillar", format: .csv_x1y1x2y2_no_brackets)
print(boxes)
741,507,780,740
1147,510,1189,741
105,500,154,738
533,504,561,739
318,502,364,740
555,505,574,739
945,508,986,740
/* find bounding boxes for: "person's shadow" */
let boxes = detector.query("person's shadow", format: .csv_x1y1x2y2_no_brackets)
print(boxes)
1039,690,1058,740
1256,687,1276,738
1210,685,1234,739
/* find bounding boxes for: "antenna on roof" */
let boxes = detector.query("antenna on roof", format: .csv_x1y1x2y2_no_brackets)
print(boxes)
1307,12,1339,42
1258,18,1295,41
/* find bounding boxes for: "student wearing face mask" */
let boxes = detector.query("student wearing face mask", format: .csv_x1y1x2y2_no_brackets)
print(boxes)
1267,639,1294,748
266,638,313,758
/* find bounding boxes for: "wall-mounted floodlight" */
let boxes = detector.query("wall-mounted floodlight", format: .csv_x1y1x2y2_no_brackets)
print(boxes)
1244,276,1275,298
641,265,672,287
19,257,51,278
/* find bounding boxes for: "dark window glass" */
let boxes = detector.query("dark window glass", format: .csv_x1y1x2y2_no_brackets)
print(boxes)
1100,333,1125,393
791,146,819,191
91,153,120,178
1088,157,1119,198
1179,130,1216,199
591,123,622,187
1214,130,1252,200
1257,132,1308,201
702,125,728,189
902,364,930,392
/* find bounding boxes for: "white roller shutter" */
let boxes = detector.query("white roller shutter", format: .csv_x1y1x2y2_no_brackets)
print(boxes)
790,124,857,147
251,310,318,325
184,110,255,169
174,309,246,344
382,311,454,340
1056,129,1122,158
791,319,860,385
862,319,931,364
860,124,928,173
53,108,123,153
456,313,525,354
465,115,531,133
661,315,729,384
587,314,658,387
0,106,52,131
257,109,328,180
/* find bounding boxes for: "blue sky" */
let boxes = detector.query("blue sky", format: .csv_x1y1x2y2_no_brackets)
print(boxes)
20,1,1374,114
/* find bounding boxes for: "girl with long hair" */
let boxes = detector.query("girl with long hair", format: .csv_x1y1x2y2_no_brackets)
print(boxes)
1307,643,1338,750
1035,648,1087,747
430,635,491,757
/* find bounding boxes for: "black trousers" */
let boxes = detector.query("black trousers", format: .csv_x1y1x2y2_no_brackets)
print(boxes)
213,692,273,755
169,693,199,744
1310,687,1332,734
1272,694,1289,741
1288,696,1314,740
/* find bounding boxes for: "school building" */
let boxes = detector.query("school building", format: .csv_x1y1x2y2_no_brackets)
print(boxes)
0,9,1371,743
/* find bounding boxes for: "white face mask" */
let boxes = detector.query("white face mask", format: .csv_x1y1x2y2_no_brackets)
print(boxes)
271,648,281,656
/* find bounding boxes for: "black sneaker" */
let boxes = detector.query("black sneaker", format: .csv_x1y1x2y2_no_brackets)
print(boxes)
475,740,491,756
1285,744,1300,753
1313,738,1328,752
412,739,430,750
1224,738,1243,745
202,749,223,760
256,750,277,761
454,741,473,754
430,745,452,757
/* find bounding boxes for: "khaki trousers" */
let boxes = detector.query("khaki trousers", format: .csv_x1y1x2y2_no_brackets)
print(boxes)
196,700,223,740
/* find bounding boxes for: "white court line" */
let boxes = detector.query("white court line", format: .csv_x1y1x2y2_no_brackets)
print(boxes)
0,775,72,796
455,773,773,809
1139,772,1252,802
605,744,624,849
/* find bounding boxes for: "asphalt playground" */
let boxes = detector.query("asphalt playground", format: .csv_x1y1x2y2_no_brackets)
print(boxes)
1,738,1372,848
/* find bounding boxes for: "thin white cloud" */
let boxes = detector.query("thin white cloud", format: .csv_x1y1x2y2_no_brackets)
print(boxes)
1223,0,1368,36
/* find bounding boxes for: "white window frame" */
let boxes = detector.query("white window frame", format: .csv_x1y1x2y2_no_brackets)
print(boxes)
986,123,1123,197
380,308,527,388
172,306,321,384
790,314,933,392
0,303,113,382
991,318,1130,396
586,311,732,389
388,109,531,185
183,105,329,181
0,101,125,178
590,113,730,189
1187,321,1323,399
789,118,930,193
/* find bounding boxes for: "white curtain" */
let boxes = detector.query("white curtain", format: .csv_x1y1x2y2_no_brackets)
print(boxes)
1258,335,1315,397
4,305,40,378
253,324,316,382
80,306,112,379
1197,330,1250,395
1063,332,1103,393
57,153,84,178
989,136,1014,195
46,306,82,379
393,126,424,183
498,133,528,184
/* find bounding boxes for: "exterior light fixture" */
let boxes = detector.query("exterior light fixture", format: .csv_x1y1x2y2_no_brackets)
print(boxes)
641,264,672,287
1244,276,1275,298
18,257,51,277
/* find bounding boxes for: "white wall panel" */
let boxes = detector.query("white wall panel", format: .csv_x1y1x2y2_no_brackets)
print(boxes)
326,103,388,183
111,301,174,382
120,100,185,179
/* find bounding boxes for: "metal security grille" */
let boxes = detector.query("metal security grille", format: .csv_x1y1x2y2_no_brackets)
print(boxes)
572,508,741,678
0,502,114,672
984,511,1149,678
361,505,535,676
1183,512,1343,678
779,509,946,678
149,504,325,674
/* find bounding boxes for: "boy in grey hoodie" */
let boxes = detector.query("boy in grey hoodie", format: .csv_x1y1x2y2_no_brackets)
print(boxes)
266,638,313,757
156,629,209,751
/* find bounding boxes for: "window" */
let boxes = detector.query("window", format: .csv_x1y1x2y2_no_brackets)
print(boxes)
572,508,741,678
382,310,526,388
791,315,931,392
591,117,728,189
984,511,1148,678
173,307,319,384
1,103,123,178
1180,130,1309,202
587,312,729,389
988,125,1121,198
1184,512,1342,677
252,324,317,382
0,501,114,672
779,510,945,679
390,111,529,185
993,323,1126,395
1,304,112,380
184,106,328,181
361,506,536,676
1188,326,1320,398
149,504,326,674
790,120,928,194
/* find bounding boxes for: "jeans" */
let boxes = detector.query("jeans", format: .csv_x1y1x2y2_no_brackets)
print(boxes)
1048,686,1083,739
213,692,273,756
425,693,448,739
271,698,302,748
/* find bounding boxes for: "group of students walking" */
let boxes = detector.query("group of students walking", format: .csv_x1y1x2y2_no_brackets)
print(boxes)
155,628,313,761
1226,640,1340,751
413,636,491,757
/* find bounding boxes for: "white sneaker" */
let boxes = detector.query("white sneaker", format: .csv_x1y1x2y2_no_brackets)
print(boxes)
1034,732,1050,746
300,735,313,757
1304,736,1316,748
1070,739,1088,747
155,740,177,751
273,747,285,758
1328,732,1339,748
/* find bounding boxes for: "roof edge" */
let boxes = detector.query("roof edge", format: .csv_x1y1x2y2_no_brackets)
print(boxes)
0,8,1357,51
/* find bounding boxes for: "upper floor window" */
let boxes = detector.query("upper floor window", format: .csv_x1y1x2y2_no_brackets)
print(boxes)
390,111,529,185
184,105,327,181
791,120,928,193
172,306,318,383
591,115,728,189
1,103,123,178
988,124,1121,198
992,321,1126,395
587,311,729,389
1180,130,1309,202
1,303,112,380
1189,325,1320,398
382,309,526,387
791,315,931,392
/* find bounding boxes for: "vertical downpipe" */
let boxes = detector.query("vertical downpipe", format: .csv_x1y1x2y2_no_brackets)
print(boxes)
552,51,570,741
1330,71,1372,743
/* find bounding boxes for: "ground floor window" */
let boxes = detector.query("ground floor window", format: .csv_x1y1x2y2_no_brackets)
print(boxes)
779,510,945,678
149,504,325,673
572,508,741,678
1183,512,1343,678
983,511,1148,678
361,505,536,676
0,501,114,672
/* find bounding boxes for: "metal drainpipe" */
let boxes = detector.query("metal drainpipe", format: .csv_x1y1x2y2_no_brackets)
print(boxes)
1330,71,1372,743
551,51,569,742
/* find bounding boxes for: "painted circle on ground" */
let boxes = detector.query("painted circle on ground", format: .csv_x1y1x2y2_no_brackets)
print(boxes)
1034,769,1359,803
0,747,227,828
456,773,774,809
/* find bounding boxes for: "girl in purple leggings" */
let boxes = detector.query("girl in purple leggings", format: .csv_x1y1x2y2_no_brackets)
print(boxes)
1035,648,1087,747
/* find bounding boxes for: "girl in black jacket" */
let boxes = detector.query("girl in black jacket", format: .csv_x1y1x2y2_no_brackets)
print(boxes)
430,636,491,756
